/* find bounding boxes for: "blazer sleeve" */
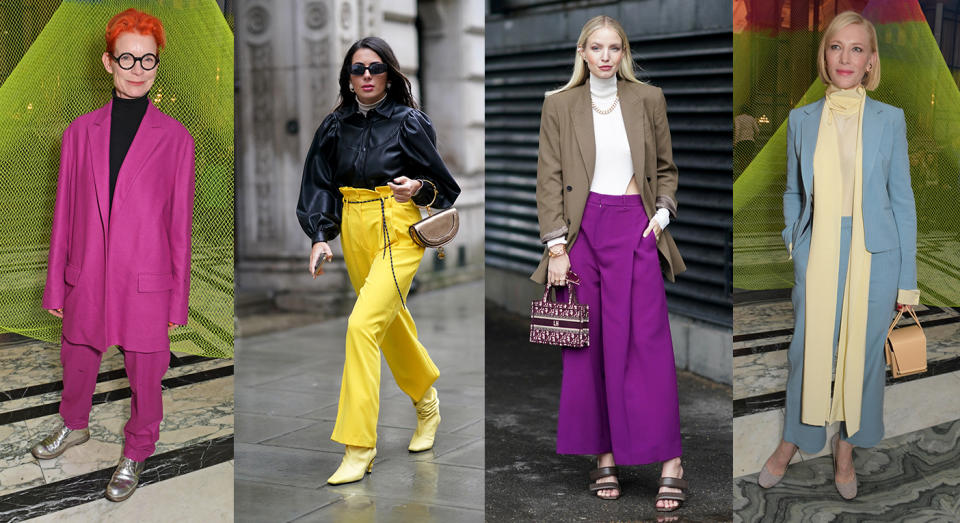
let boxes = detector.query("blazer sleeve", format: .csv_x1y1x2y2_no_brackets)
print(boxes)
535,94,567,244
652,87,679,218
781,110,802,256
41,124,78,310
886,108,919,303
399,110,461,209
297,114,343,242
168,133,196,325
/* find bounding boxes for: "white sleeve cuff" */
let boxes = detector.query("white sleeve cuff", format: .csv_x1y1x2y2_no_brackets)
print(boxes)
897,289,920,306
546,237,567,248
653,208,670,230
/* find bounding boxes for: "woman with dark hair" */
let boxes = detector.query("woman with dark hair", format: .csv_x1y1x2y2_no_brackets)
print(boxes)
32,8,194,502
297,36,460,485
533,15,688,510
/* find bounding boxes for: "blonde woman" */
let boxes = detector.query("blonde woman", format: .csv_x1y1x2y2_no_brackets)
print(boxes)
759,11,917,500
533,15,688,511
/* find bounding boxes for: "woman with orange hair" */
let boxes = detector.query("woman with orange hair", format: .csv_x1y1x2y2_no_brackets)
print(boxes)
29,8,195,502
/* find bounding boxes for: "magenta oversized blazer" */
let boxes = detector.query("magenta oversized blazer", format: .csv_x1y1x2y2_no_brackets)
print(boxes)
41,100,195,353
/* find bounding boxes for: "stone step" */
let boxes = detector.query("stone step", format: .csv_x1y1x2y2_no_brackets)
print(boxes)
732,299,960,476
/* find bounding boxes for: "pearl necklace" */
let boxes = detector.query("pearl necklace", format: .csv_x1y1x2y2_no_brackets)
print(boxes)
592,96,619,115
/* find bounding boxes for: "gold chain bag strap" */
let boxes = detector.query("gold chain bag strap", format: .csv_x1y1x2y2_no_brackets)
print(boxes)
408,179,459,259
884,307,927,378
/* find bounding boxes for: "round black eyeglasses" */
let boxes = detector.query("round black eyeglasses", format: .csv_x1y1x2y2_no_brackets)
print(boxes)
350,62,387,76
111,52,159,71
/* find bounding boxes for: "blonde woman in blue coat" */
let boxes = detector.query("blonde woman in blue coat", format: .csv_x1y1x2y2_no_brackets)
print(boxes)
757,11,918,500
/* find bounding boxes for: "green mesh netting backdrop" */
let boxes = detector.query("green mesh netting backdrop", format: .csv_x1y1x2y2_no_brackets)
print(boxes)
0,0,234,358
733,0,960,306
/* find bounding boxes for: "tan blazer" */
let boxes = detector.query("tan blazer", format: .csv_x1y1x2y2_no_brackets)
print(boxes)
531,79,686,284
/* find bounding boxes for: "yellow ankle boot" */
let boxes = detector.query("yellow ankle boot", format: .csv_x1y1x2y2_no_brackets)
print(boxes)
408,386,441,452
327,445,376,485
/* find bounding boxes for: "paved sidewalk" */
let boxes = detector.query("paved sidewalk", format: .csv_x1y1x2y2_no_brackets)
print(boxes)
234,281,484,522
485,302,733,522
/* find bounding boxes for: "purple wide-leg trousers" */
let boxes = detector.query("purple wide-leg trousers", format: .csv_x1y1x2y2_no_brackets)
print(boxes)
556,192,682,465
60,338,170,461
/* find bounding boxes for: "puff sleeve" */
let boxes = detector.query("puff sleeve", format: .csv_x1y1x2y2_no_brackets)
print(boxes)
297,114,342,243
398,110,461,209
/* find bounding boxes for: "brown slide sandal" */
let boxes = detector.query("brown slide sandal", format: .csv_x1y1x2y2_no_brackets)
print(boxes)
588,466,621,500
655,476,688,512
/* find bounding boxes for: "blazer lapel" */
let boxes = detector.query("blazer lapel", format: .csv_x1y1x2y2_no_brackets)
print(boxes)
111,102,165,216
571,83,596,186
619,81,646,187
799,99,823,196
87,102,111,230
861,97,883,182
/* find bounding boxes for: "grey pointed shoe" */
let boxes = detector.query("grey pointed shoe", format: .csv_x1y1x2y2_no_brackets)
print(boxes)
831,434,857,500
757,462,785,488
30,423,90,460
105,457,145,502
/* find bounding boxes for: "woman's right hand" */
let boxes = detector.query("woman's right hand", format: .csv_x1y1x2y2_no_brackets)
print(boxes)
310,242,334,279
46,308,63,319
547,254,570,286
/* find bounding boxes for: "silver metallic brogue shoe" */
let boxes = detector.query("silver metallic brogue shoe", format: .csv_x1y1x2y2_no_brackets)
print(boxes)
30,423,90,460
105,457,145,502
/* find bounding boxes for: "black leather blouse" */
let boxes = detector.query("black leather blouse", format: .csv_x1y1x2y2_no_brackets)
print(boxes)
297,98,461,243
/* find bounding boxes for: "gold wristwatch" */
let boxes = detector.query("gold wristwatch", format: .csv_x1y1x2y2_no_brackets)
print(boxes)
547,244,566,258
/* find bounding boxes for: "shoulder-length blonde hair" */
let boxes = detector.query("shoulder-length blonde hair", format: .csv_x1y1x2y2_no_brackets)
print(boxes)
546,15,643,96
817,11,881,90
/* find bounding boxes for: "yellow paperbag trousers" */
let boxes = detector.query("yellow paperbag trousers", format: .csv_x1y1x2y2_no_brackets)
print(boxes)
332,186,439,447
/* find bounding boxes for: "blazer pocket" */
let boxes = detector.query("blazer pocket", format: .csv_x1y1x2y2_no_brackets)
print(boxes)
64,264,81,286
138,272,174,293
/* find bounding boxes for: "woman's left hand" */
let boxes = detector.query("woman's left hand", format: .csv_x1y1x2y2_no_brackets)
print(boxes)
388,176,423,203
168,322,179,331
642,219,662,241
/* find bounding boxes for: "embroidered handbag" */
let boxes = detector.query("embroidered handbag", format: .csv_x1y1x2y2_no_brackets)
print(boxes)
529,271,589,348
884,308,927,378
409,180,458,258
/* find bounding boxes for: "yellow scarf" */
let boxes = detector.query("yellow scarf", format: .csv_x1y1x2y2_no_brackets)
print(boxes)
802,85,870,435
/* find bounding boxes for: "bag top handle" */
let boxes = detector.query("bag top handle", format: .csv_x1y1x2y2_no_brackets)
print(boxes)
885,307,923,340
541,270,581,304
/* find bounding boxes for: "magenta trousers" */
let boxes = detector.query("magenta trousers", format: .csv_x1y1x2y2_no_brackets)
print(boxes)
59,337,170,461
556,192,682,465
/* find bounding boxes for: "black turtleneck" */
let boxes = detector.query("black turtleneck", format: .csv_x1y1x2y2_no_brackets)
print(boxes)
109,91,149,206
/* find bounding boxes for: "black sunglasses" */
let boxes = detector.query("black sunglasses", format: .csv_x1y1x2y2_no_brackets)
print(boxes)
111,52,159,71
350,62,387,76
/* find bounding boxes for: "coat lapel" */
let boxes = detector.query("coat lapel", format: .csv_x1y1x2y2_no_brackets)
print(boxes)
571,83,596,186
619,82,646,188
799,99,823,196
861,97,883,182
111,102,165,216
88,102,112,231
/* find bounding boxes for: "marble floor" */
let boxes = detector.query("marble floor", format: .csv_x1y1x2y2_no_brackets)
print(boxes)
0,335,234,521
234,280,484,523
733,418,960,522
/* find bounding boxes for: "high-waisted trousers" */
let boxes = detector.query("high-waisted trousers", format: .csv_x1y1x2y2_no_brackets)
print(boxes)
331,186,439,448
557,192,682,465
59,337,170,461
784,216,898,453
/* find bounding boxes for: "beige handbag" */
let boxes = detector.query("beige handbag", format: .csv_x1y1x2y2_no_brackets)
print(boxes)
408,180,458,258
884,308,927,378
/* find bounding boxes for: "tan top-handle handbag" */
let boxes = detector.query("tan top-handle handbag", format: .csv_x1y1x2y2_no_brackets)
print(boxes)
409,179,459,258
884,308,927,378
